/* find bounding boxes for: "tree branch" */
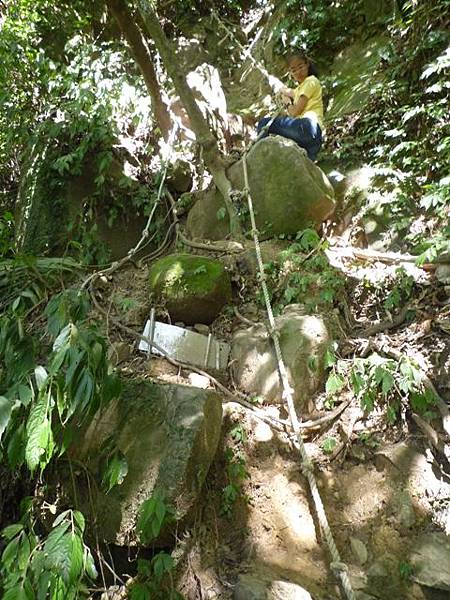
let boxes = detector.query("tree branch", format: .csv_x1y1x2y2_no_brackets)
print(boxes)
106,0,171,139
137,0,241,235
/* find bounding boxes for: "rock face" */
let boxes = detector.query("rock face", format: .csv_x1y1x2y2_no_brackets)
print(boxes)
15,138,148,258
149,254,232,324
231,304,336,413
186,136,335,241
410,532,450,591
327,36,388,120
70,380,223,546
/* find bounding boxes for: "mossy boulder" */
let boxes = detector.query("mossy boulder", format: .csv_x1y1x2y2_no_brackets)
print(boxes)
68,380,223,546
186,136,335,241
149,254,232,324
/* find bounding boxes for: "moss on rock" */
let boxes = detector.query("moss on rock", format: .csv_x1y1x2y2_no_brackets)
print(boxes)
149,254,232,324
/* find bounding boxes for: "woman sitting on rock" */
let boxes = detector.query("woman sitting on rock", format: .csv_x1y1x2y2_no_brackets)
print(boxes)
257,51,324,162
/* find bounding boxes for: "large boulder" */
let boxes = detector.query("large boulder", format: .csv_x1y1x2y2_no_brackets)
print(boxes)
186,136,335,241
149,254,232,325
70,380,223,546
231,304,336,413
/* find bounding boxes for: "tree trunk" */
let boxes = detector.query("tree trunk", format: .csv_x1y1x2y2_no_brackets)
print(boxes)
136,0,241,235
106,0,171,140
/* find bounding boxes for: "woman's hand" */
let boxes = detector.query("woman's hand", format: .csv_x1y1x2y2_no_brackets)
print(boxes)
279,86,294,98
279,92,292,106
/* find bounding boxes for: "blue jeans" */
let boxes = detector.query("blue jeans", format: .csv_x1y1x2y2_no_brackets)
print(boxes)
256,116,322,161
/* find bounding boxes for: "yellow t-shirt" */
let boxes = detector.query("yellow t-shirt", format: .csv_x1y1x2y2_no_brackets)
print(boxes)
293,75,324,130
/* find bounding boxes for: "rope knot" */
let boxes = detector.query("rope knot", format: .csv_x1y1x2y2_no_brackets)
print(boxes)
268,326,280,340
330,561,349,575
230,189,244,202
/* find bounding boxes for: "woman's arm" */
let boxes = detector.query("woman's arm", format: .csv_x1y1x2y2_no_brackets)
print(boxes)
287,94,308,117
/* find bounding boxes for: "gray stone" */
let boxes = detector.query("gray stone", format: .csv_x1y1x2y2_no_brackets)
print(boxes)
436,264,450,285
185,187,230,241
194,323,210,335
269,580,313,599
350,537,368,565
231,304,336,412
187,136,335,241
367,561,389,578
410,532,450,591
70,380,223,546
374,442,427,473
148,254,232,325
394,491,416,529
233,576,313,600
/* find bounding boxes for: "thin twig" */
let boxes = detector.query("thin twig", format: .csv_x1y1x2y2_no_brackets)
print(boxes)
233,306,257,327
352,304,411,338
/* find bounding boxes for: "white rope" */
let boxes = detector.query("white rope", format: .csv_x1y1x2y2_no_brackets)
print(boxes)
241,152,357,600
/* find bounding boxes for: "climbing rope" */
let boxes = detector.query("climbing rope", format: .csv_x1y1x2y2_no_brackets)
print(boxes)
241,152,357,600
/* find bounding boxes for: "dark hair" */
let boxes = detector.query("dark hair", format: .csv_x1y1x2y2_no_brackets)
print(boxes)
286,51,319,78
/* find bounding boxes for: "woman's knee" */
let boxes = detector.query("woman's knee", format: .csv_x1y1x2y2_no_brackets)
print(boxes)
257,117,271,132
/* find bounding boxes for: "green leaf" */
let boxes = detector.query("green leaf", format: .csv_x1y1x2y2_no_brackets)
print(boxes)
18,385,33,406
36,569,52,600
83,547,98,580
152,551,174,581
17,533,31,570
25,393,51,472
216,207,226,220
3,584,33,600
68,532,83,583
34,366,48,390
130,583,152,600
1,536,20,570
101,451,128,493
2,523,23,540
350,371,365,396
73,511,85,534
322,437,338,454
43,523,72,584
137,558,152,577
324,346,337,368
8,422,27,469
387,405,398,424
49,346,68,375
0,395,14,442
325,373,345,396
137,491,171,544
